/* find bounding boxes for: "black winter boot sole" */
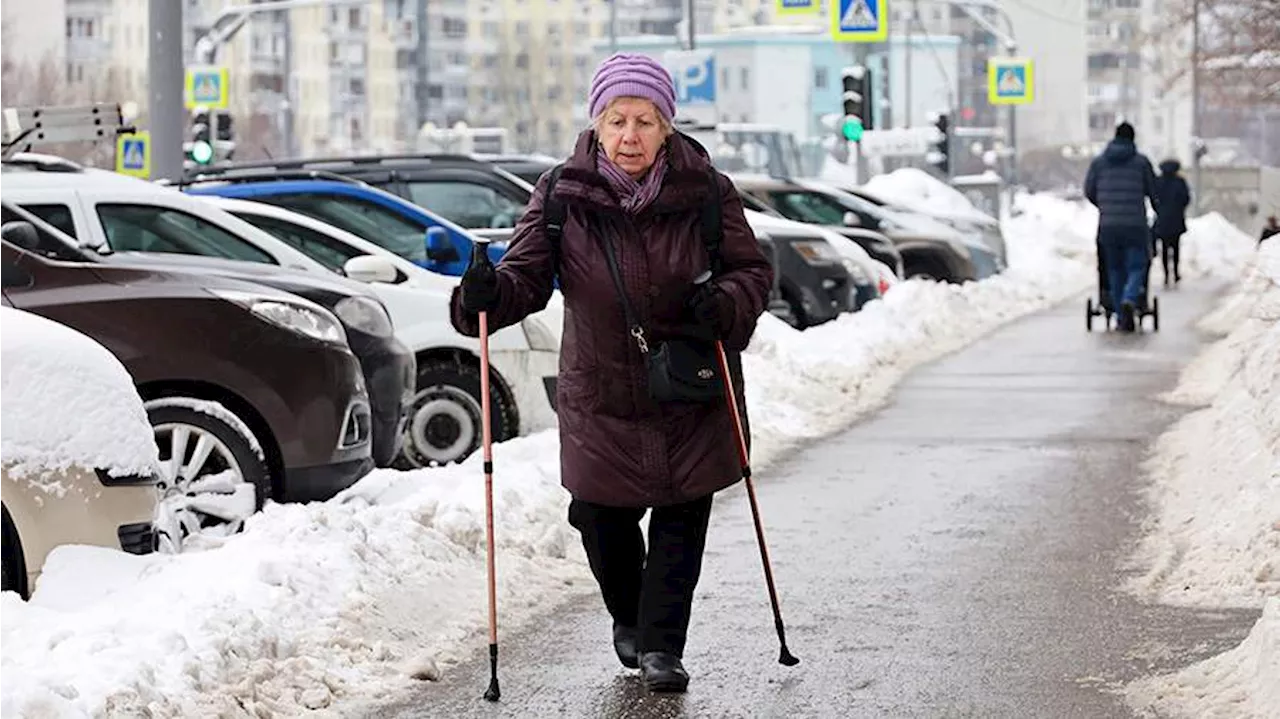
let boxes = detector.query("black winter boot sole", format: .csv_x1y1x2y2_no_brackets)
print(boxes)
640,652,690,693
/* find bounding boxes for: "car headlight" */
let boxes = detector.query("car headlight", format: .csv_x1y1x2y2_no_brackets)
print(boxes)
791,239,843,266
334,296,394,338
521,316,559,352
210,289,348,347
841,258,872,285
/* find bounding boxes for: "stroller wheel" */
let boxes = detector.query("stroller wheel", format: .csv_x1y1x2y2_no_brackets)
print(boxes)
1086,298,1095,332
1152,296,1160,332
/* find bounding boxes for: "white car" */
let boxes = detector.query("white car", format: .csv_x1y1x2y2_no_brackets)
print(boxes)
1,155,560,469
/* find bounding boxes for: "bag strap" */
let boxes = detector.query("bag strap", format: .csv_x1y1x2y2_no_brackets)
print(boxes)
701,166,724,275
597,221,650,355
542,164,567,274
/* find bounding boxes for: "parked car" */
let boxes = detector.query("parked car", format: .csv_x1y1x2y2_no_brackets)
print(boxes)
193,195,562,468
1,158,413,471
732,174,1003,284
175,171,499,275
186,154,535,244
834,183,1008,266
2,204,374,530
736,184,906,279
1,306,178,599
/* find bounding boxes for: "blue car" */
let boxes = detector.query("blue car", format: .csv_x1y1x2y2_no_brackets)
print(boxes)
182,178,505,276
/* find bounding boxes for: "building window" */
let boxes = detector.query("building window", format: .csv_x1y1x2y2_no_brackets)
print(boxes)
739,67,748,90
814,67,828,89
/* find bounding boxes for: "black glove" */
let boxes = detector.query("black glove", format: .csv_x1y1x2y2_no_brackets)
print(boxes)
460,261,499,313
686,282,729,340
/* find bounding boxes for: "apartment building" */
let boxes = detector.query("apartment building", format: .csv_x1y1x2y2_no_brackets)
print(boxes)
1136,0,1193,163
1085,0,1144,143
467,0,608,155
3,1,68,83
1003,0,1090,153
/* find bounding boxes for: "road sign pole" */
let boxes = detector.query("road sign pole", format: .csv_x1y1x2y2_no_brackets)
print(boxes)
148,0,184,181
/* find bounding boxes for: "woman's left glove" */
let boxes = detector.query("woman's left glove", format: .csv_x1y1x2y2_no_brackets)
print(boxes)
686,283,731,340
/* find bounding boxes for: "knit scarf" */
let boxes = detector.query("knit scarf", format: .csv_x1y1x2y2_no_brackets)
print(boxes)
596,146,668,215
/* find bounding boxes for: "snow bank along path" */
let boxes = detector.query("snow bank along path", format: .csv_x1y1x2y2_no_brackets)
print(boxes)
0,184,1257,717
1122,238,1280,719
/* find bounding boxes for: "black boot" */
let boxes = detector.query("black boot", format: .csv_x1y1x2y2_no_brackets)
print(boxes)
613,623,639,669
640,652,689,693
1119,300,1137,332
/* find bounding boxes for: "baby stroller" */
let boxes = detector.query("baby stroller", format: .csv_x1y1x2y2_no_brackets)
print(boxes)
1085,235,1160,332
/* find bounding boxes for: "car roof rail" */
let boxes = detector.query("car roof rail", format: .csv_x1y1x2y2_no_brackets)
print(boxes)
1,102,133,160
164,167,369,188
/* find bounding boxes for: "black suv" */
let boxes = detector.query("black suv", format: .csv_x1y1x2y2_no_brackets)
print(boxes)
188,154,532,244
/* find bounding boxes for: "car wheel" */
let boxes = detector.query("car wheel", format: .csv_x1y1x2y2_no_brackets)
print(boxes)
2,506,27,599
147,399,270,538
396,360,517,469
904,256,954,283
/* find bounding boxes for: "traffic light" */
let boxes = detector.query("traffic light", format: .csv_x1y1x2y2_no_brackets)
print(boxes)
927,111,951,176
840,65,873,142
215,113,233,142
187,110,214,165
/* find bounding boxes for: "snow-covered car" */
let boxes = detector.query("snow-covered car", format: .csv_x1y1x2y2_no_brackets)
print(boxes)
193,196,563,467
2,155,559,469
1,306,179,599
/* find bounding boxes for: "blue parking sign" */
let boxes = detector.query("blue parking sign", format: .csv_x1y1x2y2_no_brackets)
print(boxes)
664,50,716,105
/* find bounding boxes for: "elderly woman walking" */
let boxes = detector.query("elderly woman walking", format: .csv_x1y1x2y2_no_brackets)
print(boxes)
450,52,773,693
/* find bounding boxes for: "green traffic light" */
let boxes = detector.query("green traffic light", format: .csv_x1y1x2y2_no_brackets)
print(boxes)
841,117,864,142
190,140,214,165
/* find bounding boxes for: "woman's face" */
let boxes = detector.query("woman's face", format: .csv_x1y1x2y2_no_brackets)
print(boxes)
597,97,667,179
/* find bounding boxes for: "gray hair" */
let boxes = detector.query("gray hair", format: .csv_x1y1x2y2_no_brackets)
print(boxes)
591,97,674,137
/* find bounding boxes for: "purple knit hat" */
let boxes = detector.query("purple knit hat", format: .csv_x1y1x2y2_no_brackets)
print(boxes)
587,53,678,122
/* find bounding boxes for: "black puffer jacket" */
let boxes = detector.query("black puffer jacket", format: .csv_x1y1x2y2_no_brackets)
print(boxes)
1152,159,1191,239
1084,139,1160,229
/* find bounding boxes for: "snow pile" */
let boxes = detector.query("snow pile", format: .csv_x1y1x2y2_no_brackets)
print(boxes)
1177,211,1260,280
0,307,161,483
1123,241,1280,718
863,167,998,223
0,192,1217,717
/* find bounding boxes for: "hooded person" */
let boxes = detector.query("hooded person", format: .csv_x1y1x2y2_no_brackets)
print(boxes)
1084,121,1160,331
1152,158,1192,284
449,52,774,693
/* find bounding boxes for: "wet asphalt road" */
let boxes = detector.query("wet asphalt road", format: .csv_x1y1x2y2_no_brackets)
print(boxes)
374,281,1259,718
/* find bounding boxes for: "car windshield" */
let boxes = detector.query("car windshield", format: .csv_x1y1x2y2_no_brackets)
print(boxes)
402,181,525,230
766,190,860,226
260,193,427,263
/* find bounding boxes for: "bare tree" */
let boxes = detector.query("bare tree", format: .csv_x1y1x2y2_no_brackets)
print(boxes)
1148,0,1280,107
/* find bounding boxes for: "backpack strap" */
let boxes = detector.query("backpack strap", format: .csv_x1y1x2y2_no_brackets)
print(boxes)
542,163,567,274
701,166,724,275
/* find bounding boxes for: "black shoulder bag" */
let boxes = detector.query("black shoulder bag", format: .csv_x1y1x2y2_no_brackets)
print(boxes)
598,225,726,404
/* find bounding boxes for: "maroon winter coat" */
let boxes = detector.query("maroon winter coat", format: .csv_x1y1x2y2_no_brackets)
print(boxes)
450,130,773,508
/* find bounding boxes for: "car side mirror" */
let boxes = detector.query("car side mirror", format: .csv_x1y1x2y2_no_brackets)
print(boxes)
343,254,399,284
843,211,862,228
424,226,459,263
1,221,40,251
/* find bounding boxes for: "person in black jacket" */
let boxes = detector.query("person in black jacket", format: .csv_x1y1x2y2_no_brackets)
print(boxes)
1084,122,1160,332
1152,159,1192,285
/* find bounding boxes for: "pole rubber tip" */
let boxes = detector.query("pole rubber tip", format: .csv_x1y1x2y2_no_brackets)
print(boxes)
483,677,501,702
779,647,800,666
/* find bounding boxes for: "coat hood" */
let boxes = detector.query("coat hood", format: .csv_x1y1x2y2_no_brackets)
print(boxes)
1159,159,1181,175
1103,138,1137,164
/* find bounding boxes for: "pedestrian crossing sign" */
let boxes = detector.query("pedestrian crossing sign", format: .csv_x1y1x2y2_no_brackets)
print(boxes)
185,66,229,110
831,0,887,43
115,131,150,179
988,57,1034,105
777,0,819,15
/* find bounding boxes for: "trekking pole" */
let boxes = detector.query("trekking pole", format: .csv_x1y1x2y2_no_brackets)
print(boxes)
471,239,502,702
714,340,799,667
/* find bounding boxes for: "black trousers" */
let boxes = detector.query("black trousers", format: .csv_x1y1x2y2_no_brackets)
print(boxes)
568,494,714,658
1158,235,1181,280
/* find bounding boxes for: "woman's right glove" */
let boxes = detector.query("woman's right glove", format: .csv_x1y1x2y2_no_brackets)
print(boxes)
460,260,499,313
